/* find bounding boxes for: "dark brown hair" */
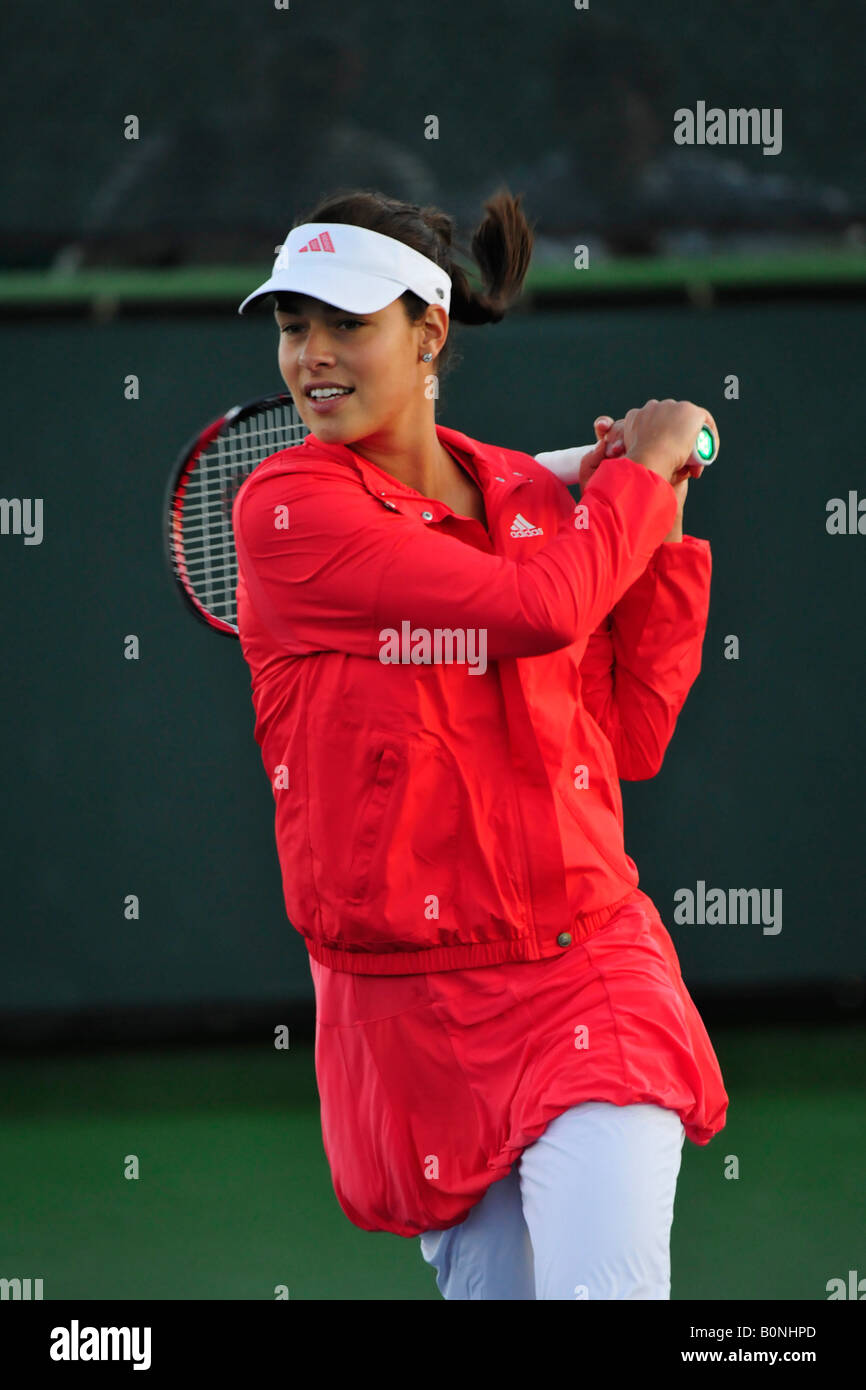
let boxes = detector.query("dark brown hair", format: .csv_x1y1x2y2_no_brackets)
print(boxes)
279,186,535,389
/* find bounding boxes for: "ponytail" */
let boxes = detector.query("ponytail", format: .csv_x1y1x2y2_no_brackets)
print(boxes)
292,185,535,385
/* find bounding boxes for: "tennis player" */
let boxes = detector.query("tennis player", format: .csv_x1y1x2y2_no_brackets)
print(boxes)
232,188,728,1300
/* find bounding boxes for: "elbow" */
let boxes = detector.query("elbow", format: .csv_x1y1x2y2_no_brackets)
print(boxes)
548,613,581,652
617,740,667,781
620,760,664,782
518,616,578,657
552,623,579,654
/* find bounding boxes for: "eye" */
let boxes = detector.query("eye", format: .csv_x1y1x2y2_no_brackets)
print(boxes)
278,319,365,334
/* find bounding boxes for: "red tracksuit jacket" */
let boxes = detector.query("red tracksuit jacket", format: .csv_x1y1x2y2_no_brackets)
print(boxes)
232,424,711,974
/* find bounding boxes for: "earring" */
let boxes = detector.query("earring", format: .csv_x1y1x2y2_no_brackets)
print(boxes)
421,352,433,362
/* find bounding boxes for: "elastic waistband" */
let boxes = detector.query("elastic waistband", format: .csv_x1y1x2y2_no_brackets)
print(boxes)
570,888,645,943
306,889,651,976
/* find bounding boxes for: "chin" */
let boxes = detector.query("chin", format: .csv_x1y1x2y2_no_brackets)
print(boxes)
308,416,352,435
313,423,365,449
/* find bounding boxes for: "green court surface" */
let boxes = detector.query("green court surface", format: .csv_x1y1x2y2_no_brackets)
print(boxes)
1,1024,862,1300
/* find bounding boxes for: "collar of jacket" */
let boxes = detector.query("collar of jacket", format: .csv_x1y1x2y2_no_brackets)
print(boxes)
299,424,532,518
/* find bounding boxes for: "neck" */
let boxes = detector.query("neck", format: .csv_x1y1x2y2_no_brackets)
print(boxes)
339,409,458,498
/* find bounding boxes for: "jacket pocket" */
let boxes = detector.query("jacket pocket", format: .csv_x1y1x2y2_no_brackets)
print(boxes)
348,745,403,903
306,723,405,910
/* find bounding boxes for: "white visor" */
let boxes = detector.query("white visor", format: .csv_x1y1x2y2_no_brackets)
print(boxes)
238,222,452,316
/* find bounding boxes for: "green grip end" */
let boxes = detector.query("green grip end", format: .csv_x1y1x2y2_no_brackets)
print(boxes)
694,426,718,464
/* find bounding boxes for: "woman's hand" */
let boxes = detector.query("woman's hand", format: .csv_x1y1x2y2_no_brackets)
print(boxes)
575,416,617,492
581,409,707,542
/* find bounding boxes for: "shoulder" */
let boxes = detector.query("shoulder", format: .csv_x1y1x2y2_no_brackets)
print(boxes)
232,439,381,551
443,426,579,527
444,426,566,490
234,439,365,510
484,438,580,510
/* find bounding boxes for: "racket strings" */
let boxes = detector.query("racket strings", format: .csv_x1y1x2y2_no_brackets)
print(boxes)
173,403,306,627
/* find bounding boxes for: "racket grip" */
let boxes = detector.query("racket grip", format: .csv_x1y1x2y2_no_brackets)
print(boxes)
533,444,595,483
535,426,717,485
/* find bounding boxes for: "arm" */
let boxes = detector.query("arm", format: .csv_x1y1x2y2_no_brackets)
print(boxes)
578,535,712,779
536,428,702,546
232,453,678,661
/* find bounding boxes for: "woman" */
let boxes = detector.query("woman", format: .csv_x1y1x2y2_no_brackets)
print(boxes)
233,187,728,1300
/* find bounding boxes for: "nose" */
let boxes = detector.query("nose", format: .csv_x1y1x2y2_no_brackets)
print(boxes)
297,323,337,368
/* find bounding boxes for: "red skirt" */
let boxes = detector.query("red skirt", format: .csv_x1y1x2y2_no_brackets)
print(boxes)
307,887,728,1238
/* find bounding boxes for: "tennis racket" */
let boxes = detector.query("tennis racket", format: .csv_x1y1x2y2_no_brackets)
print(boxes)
164,392,308,637
164,394,717,638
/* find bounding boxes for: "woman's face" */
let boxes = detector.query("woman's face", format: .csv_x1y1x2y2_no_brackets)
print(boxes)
274,294,442,443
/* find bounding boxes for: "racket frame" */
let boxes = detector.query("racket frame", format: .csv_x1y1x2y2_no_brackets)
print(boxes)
163,391,303,637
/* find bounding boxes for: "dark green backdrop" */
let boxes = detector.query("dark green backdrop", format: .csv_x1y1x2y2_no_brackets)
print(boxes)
2,0,860,263
2,300,863,1012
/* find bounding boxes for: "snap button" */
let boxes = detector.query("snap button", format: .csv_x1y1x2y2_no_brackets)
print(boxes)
421,510,433,520
556,932,572,948
514,471,523,476
494,475,506,482
383,500,398,510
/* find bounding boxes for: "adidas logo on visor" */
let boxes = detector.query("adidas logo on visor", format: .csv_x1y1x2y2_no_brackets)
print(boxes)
297,232,336,253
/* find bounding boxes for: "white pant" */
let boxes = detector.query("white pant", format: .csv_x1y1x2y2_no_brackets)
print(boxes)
419,1101,685,1300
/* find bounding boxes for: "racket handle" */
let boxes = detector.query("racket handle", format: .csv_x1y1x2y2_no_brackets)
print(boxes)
533,445,595,483
535,426,717,484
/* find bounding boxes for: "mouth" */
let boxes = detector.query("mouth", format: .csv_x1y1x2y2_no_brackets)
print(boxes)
304,383,354,399
303,384,355,415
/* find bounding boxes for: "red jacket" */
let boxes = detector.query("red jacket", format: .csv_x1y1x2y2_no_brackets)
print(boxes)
233,424,711,974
